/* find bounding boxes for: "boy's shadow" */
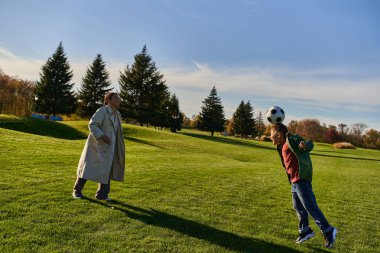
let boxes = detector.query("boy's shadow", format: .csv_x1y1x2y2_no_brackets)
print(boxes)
82,197,311,252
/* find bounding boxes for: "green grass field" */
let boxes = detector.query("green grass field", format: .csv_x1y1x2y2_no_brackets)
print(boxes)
0,115,379,252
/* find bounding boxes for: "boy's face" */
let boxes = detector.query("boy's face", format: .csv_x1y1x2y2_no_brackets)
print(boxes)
270,129,285,145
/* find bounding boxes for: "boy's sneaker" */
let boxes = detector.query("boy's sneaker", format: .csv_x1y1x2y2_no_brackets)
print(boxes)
324,227,338,248
95,196,112,202
296,228,316,244
72,192,83,199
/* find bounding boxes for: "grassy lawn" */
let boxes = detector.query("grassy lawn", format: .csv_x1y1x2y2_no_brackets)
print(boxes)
0,115,379,252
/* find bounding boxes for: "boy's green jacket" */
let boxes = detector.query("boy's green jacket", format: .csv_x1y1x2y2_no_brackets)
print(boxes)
277,132,314,183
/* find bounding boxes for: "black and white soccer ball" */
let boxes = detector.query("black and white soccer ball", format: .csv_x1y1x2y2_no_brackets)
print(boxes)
266,106,285,124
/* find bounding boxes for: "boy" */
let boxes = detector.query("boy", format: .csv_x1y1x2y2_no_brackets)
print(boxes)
270,123,337,248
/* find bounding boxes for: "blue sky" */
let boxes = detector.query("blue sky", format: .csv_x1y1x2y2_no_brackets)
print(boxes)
0,0,379,130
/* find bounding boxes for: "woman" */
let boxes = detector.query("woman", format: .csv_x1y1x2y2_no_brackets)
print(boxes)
73,92,125,201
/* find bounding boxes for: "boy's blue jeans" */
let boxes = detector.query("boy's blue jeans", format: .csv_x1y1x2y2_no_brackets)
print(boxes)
291,180,332,234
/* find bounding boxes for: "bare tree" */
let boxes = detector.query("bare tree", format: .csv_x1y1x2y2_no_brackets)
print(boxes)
337,123,349,135
0,69,35,116
350,123,368,135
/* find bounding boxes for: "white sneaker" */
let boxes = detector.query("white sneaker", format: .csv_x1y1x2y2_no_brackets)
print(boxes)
72,193,83,199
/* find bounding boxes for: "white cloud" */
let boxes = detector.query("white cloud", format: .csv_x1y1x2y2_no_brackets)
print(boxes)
0,58,44,81
0,47,127,89
161,61,380,111
0,47,19,59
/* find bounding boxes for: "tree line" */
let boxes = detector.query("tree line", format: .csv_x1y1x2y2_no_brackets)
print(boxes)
29,42,257,137
33,43,182,132
1,42,379,149
286,119,380,149
183,87,379,149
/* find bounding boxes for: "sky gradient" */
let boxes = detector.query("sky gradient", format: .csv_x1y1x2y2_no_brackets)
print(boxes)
0,0,379,129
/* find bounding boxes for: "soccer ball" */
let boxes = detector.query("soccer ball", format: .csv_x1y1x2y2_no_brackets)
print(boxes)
266,106,285,124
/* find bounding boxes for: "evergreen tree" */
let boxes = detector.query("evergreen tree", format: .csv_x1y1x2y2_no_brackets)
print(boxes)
232,101,245,137
243,101,256,137
119,45,168,126
199,86,225,136
232,100,256,138
167,93,183,133
256,111,266,137
77,54,112,118
152,90,171,129
35,42,77,115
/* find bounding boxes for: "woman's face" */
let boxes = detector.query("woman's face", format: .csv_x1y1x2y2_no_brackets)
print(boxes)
108,94,121,108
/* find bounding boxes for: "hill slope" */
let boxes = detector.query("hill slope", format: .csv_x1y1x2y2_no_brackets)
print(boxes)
0,114,87,139
0,120,379,252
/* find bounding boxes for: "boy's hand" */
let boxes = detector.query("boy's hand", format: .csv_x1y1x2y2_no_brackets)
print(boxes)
299,141,306,150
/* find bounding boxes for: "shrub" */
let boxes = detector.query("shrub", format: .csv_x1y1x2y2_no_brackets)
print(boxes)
333,142,356,149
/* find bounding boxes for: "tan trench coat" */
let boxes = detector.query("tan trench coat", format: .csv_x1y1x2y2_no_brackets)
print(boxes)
77,105,125,184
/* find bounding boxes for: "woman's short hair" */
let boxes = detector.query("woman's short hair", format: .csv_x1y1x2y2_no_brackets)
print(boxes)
271,123,289,137
104,92,118,105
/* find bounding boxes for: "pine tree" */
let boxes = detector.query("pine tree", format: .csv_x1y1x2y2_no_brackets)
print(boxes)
199,86,225,136
119,45,168,126
232,101,246,137
167,93,183,133
77,54,112,118
256,111,266,137
35,42,77,115
243,101,256,137
232,100,256,138
152,90,171,129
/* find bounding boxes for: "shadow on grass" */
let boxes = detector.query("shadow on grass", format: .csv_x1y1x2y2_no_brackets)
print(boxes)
82,197,302,253
180,132,380,162
0,117,87,140
311,152,380,162
179,132,276,151
314,150,354,155
124,136,164,149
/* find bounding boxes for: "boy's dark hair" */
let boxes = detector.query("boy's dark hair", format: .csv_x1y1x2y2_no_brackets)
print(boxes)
271,123,289,137
104,92,118,105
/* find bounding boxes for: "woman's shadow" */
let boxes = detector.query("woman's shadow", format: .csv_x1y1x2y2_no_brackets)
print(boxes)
81,197,312,253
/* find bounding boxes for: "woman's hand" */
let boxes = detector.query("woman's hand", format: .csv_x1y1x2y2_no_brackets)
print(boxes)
101,135,111,144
